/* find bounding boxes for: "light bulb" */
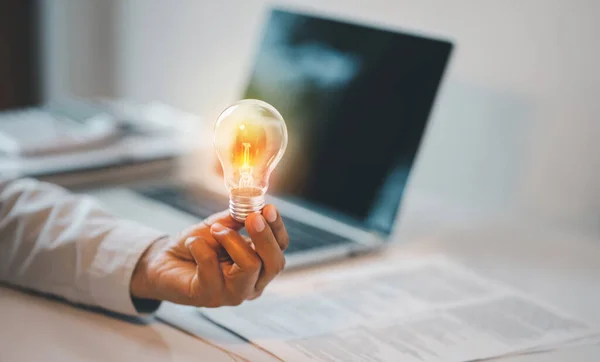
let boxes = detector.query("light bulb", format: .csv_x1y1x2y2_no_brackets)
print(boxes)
213,99,288,222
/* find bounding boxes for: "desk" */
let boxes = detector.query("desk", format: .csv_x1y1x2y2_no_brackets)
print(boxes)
0,288,233,361
1,222,599,361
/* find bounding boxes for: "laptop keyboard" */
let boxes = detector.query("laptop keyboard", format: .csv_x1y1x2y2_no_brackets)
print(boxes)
140,186,228,218
137,186,354,254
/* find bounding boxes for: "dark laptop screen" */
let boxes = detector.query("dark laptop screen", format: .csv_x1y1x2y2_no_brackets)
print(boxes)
244,9,453,234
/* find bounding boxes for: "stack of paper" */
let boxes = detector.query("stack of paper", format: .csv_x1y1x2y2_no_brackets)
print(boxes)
202,257,599,361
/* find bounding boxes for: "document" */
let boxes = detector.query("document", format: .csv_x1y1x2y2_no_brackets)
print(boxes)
203,257,598,362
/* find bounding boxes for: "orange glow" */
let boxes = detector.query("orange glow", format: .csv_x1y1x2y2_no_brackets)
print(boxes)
231,123,267,170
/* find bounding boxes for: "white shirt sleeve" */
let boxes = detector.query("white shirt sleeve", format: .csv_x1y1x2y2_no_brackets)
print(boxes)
0,177,167,316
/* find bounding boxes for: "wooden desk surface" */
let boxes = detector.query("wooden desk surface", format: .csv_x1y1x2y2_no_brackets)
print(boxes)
0,286,235,362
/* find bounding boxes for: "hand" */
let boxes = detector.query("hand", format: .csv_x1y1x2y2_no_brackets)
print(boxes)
130,205,289,307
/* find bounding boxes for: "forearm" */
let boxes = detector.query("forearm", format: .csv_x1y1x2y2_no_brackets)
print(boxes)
0,177,166,315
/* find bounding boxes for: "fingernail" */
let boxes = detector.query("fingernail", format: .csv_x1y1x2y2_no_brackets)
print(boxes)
264,206,277,223
211,223,226,233
184,236,198,247
252,215,266,232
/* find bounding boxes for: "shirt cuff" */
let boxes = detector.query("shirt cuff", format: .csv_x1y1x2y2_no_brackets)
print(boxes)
88,219,167,316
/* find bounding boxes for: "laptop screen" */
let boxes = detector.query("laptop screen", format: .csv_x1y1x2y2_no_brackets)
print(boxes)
243,9,453,235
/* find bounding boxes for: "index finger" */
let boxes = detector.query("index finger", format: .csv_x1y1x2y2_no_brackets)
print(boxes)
262,205,289,251
210,223,261,273
203,210,244,231
245,213,285,293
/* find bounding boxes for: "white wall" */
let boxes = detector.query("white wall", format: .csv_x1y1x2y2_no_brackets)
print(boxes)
45,0,600,235
40,0,117,102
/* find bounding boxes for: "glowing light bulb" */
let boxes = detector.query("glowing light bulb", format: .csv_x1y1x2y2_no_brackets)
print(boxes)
213,99,288,222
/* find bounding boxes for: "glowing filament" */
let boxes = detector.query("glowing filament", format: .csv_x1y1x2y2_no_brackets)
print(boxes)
239,142,253,188
242,142,251,167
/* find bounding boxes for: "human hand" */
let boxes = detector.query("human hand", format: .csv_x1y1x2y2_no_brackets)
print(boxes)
130,205,289,307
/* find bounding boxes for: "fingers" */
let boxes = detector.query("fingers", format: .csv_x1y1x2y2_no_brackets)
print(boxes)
210,223,263,305
210,223,261,274
178,210,244,255
187,234,259,307
186,237,225,307
175,207,288,307
203,210,244,231
245,212,286,293
262,204,290,251
242,235,256,250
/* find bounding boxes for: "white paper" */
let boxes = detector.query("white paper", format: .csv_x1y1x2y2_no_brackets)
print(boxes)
156,303,276,362
203,257,598,362
484,334,600,360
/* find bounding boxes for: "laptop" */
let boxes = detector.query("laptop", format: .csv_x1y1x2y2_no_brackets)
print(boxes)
90,8,453,268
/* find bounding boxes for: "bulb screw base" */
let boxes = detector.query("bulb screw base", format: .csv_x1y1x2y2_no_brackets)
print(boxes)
229,189,265,222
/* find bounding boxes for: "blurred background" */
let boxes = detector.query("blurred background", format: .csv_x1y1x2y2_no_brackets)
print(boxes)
1,0,599,237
